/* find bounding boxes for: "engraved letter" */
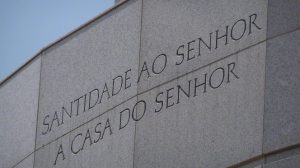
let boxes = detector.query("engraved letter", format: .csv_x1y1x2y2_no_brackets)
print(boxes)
54,144,65,165
124,69,132,89
177,80,192,104
42,115,50,135
71,133,82,154
249,13,262,35
231,19,247,41
215,25,229,49
198,33,212,56
94,122,102,143
152,54,167,74
187,40,196,61
175,45,185,66
89,89,99,110
209,67,225,89
112,75,123,96
119,108,130,130
132,100,146,121
155,92,164,113
194,73,207,97
138,62,151,82
102,118,113,139
227,62,239,83
166,87,175,108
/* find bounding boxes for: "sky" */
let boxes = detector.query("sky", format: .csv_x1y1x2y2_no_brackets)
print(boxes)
0,0,115,81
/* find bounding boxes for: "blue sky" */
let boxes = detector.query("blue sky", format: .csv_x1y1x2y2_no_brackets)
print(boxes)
0,0,114,81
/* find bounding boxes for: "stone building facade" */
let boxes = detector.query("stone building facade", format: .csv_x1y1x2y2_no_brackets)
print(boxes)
1,0,300,167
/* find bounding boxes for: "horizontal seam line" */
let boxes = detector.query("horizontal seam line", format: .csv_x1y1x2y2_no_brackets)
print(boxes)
227,143,300,168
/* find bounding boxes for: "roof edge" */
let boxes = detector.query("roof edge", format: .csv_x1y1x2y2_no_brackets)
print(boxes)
0,0,129,87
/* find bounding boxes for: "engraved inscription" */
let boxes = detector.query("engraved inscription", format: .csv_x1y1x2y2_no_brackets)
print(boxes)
37,13,262,165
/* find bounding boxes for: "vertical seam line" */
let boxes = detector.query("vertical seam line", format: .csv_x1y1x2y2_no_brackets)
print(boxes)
133,0,144,168
32,52,44,168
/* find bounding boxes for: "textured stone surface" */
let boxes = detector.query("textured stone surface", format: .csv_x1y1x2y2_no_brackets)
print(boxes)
264,154,300,168
264,30,300,153
137,0,267,92
34,99,136,168
267,0,300,38
0,57,40,168
239,164,261,168
14,155,34,168
36,0,141,149
238,159,263,168
134,43,266,168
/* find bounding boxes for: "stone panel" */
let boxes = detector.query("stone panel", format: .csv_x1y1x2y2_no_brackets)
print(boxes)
134,43,266,168
36,0,141,150
267,0,300,38
264,30,300,153
137,0,267,92
0,57,41,168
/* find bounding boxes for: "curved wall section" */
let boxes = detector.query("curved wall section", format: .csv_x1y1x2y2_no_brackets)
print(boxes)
0,56,41,168
0,0,299,168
